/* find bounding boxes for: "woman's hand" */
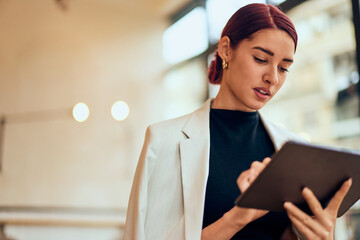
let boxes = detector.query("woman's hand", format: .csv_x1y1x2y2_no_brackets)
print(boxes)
201,157,271,240
284,178,352,240
237,157,271,193
232,157,272,224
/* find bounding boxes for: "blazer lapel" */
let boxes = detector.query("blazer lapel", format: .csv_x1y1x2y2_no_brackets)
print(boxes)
180,99,211,239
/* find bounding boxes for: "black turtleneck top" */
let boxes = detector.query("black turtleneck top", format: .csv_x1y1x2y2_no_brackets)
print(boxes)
202,108,290,239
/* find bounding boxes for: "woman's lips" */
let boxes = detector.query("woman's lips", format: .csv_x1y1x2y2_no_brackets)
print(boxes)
254,88,271,100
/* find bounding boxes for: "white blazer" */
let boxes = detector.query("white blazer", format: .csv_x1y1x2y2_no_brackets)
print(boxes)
124,99,304,240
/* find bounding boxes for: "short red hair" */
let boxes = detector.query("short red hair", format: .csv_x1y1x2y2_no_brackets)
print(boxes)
208,3,297,84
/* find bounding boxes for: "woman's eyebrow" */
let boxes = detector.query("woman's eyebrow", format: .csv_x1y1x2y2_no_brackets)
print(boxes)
253,46,293,62
253,46,274,56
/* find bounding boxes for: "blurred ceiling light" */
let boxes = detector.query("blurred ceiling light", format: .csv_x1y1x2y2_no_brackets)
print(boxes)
111,101,129,121
73,103,89,122
163,6,208,64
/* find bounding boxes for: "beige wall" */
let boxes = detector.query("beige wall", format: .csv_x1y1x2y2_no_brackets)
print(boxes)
0,0,179,209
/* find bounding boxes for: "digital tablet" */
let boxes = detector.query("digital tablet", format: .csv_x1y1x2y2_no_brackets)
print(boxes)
235,141,360,217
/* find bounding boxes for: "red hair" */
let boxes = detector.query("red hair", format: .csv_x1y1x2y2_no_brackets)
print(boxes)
208,3,298,84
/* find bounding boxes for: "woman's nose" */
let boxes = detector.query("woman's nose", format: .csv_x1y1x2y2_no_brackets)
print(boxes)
264,67,279,85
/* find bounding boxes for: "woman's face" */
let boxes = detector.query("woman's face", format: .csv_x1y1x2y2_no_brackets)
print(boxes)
215,28,295,111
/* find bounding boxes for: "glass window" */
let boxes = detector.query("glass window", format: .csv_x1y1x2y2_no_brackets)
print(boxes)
206,0,266,44
163,6,208,64
263,0,359,145
267,0,286,4
162,59,208,119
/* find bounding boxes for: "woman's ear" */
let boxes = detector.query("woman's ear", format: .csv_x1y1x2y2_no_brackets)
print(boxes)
218,36,232,61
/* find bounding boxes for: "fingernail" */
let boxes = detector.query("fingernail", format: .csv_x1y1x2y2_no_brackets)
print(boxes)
283,202,291,208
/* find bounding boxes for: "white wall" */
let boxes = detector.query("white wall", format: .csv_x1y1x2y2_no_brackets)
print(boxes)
0,0,172,210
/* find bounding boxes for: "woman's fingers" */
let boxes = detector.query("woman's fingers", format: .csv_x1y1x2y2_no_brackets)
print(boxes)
251,158,271,174
250,161,263,174
262,157,271,165
301,187,332,229
237,158,271,193
286,211,317,239
237,169,253,192
283,179,352,239
284,202,330,238
285,179,352,239
326,178,352,215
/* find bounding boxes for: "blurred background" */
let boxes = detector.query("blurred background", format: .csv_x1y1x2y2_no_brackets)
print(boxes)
0,0,359,239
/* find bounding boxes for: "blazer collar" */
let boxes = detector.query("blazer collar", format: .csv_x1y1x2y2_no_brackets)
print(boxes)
260,113,301,151
181,98,212,139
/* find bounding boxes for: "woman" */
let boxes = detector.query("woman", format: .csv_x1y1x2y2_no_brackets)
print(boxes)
124,3,352,240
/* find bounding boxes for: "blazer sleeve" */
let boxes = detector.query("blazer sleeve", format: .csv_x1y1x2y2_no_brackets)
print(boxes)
123,126,158,240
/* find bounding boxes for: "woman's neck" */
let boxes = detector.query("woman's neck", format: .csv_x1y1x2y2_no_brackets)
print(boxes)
212,93,256,112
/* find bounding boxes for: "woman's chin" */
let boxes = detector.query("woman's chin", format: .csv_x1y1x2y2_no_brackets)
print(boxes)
246,102,266,111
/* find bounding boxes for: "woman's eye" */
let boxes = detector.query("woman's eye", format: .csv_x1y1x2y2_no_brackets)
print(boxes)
279,67,289,73
254,57,267,63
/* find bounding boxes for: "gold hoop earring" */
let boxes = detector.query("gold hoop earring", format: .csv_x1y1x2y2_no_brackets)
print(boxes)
222,59,228,70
